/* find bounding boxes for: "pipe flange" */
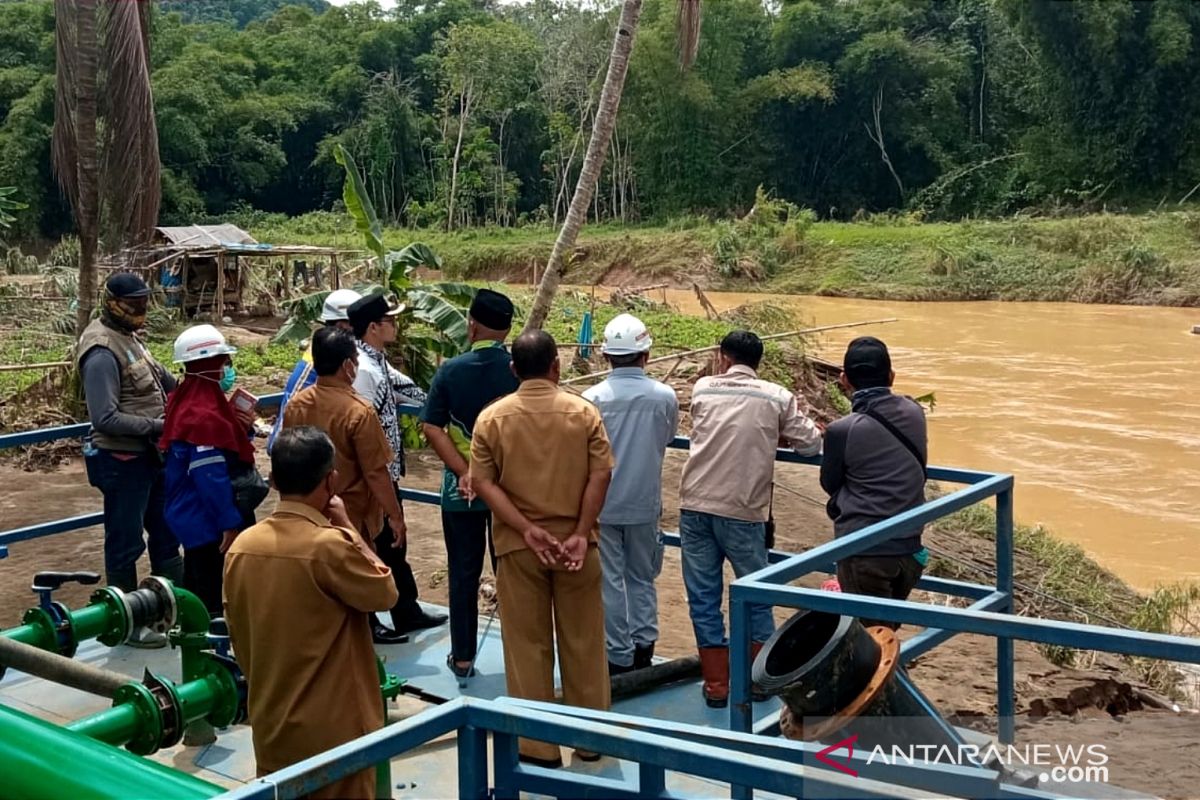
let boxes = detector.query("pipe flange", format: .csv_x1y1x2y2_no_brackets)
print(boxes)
92,586,135,647
113,681,165,756
142,670,184,750
49,601,77,658
779,626,900,742
138,577,178,635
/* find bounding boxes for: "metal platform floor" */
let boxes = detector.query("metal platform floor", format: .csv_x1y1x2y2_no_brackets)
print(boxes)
0,604,786,798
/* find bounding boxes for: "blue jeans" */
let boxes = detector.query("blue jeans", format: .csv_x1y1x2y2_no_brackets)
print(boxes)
85,449,180,591
679,510,775,649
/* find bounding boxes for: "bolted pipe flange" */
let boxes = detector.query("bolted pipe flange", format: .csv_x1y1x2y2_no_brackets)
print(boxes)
142,670,184,750
91,587,134,647
112,681,165,756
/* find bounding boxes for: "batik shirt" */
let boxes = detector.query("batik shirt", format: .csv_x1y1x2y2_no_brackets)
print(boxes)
353,341,426,479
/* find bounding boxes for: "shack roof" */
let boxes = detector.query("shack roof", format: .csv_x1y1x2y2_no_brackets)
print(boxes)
154,224,257,248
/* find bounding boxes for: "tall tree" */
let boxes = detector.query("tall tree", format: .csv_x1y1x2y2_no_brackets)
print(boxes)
525,0,701,332
52,0,161,337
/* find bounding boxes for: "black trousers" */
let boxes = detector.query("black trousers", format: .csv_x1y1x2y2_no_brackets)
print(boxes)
375,496,422,629
442,510,496,661
183,541,225,617
836,554,924,630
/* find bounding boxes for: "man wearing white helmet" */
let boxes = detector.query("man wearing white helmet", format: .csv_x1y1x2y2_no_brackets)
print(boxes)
582,314,679,676
267,289,361,453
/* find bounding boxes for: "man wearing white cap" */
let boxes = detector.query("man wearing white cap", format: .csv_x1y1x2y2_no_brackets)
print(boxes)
267,289,361,453
582,314,679,675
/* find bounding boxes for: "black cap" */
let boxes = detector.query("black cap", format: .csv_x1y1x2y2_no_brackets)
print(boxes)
347,292,402,331
469,288,514,331
105,273,150,299
843,336,892,389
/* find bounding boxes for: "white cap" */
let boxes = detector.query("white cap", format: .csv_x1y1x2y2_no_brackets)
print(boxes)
601,313,653,356
319,289,363,322
173,324,237,363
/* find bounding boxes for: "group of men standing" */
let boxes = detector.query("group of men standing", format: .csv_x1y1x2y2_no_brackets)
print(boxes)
78,276,928,794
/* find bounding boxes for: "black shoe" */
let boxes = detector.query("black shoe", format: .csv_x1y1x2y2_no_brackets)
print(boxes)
372,624,409,645
518,753,563,769
447,653,475,679
633,642,655,670
394,608,448,635
608,660,635,676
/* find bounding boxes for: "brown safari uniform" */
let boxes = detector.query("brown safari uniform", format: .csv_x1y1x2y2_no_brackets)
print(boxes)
470,379,614,762
282,377,393,536
224,501,398,799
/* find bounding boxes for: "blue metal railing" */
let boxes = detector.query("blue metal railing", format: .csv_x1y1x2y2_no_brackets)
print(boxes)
4,390,1200,799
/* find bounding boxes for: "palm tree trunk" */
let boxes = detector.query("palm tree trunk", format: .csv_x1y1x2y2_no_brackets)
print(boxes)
74,0,100,338
523,0,644,332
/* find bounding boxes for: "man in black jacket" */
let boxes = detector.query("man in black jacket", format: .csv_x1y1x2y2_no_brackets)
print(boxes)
820,336,928,629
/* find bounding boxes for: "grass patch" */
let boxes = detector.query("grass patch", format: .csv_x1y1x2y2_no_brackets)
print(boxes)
246,207,1200,305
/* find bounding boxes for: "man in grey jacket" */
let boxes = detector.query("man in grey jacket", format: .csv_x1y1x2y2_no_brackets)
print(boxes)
583,314,678,675
820,336,928,629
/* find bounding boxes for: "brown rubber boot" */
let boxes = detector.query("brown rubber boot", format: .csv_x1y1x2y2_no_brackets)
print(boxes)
749,641,769,703
699,646,730,708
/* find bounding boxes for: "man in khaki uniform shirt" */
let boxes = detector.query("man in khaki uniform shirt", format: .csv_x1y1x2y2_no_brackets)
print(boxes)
470,330,614,767
282,327,405,545
225,426,398,800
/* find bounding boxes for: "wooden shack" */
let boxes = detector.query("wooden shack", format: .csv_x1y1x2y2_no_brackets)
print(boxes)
137,224,349,318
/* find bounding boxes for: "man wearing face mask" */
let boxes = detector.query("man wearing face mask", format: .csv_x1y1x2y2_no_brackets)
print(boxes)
347,293,445,640
78,273,183,648
161,325,259,616
282,327,408,644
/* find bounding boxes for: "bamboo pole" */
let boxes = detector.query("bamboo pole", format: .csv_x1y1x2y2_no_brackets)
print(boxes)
560,317,899,385
0,361,72,373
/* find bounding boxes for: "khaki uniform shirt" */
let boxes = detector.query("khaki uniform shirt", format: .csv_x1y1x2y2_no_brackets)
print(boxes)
680,365,822,522
283,377,394,535
223,501,398,776
470,379,614,558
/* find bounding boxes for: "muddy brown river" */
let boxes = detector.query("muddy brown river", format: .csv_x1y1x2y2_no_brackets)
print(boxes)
656,291,1200,591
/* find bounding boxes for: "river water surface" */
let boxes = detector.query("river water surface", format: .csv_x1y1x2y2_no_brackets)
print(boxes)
657,291,1199,590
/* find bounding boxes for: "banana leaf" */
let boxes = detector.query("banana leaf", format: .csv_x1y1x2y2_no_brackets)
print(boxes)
333,145,384,259
406,288,469,353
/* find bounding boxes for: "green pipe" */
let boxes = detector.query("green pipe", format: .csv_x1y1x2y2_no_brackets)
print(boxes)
0,703,222,800
2,587,128,654
66,700,141,746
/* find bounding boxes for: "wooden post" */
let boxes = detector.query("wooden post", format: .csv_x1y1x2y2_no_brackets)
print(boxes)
331,253,340,289
215,254,225,320
181,255,191,315
234,255,243,313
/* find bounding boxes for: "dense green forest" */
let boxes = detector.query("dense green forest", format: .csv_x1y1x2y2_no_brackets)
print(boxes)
4,0,1200,241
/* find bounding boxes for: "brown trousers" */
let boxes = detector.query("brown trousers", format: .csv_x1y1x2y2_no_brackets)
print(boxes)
497,545,610,761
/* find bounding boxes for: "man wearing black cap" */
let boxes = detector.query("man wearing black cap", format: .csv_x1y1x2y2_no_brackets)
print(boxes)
419,287,518,678
820,336,929,629
347,292,446,642
77,273,184,648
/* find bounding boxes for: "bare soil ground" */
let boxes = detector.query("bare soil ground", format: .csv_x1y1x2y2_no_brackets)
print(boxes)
3,450,1198,797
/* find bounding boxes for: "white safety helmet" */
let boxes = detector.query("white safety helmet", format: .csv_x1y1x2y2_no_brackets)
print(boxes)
601,313,653,356
172,324,237,364
319,289,363,322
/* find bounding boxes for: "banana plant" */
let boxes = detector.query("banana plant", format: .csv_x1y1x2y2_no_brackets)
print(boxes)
0,186,27,244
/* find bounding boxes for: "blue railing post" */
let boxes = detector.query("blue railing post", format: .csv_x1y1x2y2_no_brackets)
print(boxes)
728,593,754,800
996,486,1015,744
457,724,488,799
491,730,519,800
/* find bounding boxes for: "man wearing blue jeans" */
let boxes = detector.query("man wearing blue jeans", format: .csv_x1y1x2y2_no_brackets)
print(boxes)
678,331,822,707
